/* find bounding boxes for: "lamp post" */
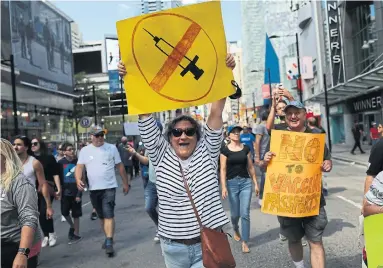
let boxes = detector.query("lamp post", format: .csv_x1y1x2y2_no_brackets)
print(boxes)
1,54,19,135
92,85,98,125
269,34,303,103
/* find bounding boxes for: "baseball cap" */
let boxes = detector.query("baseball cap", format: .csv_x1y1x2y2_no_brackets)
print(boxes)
227,125,243,134
89,125,104,135
284,100,305,112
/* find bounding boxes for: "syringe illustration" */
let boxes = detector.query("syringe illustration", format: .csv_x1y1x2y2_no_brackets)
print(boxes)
144,28,204,80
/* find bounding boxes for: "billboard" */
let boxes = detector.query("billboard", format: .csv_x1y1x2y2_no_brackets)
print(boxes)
105,38,120,71
9,1,74,94
1,1,12,61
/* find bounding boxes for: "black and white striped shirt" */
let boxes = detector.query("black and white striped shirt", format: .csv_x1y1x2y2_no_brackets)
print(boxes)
138,116,229,239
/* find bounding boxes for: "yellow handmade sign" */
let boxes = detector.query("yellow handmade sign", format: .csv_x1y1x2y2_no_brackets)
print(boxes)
261,130,325,218
116,1,235,115
364,213,383,268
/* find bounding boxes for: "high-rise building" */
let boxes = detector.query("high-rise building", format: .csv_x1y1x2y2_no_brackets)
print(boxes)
141,0,182,14
241,0,298,107
71,22,83,49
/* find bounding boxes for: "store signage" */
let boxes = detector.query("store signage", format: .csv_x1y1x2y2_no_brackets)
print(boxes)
327,1,344,86
348,91,383,113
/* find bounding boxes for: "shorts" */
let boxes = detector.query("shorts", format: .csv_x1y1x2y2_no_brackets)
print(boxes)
61,196,82,218
125,166,133,177
277,206,328,242
90,188,116,219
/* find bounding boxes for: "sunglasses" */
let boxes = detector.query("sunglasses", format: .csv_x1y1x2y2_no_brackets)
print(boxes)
171,128,196,137
31,142,39,146
66,148,74,151
94,133,104,138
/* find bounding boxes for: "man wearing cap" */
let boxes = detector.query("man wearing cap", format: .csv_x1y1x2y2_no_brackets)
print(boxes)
75,125,130,256
262,101,332,268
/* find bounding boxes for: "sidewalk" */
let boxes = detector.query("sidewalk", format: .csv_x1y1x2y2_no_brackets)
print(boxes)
331,143,372,167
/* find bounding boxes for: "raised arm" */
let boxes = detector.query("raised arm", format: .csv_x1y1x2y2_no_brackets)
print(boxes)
206,54,236,130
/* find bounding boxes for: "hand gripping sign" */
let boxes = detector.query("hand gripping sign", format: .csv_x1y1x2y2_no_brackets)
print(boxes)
116,1,235,115
261,130,326,218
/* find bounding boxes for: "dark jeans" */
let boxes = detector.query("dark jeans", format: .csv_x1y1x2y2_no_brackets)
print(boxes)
351,139,364,153
144,179,159,226
1,241,38,268
38,194,54,237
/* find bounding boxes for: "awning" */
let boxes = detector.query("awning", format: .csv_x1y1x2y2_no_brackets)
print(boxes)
306,65,383,105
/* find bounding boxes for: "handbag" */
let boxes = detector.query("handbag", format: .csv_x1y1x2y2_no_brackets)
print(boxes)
179,163,236,268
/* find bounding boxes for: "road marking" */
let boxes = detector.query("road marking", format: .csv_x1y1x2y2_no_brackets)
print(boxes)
149,23,201,92
82,201,91,207
337,195,362,209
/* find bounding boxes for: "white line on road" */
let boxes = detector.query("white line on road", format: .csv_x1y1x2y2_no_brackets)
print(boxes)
82,201,91,207
337,195,362,209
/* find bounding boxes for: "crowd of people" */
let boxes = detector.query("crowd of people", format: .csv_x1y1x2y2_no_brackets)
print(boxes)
1,53,382,268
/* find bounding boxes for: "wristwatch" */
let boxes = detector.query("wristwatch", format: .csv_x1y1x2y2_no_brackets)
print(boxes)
18,248,30,258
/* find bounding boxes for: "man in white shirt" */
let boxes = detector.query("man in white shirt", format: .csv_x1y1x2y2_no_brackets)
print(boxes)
75,126,130,256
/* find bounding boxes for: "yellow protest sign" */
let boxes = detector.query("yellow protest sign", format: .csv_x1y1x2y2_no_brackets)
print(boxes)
364,213,383,268
261,130,325,218
116,1,235,115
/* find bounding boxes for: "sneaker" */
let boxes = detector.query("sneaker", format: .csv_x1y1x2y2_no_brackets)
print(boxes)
68,228,75,240
279,234,287,242
154,233,160,243
84,187,88,192
105,238,114,255
102,238,113,249
61,216,66,222
48,233,57,247
258,199,263,207
42,237,49,248
68,234,82,245
91,212,98,221
302,239,307,246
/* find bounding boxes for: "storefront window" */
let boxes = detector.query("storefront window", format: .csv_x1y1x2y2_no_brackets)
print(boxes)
1,100,74,142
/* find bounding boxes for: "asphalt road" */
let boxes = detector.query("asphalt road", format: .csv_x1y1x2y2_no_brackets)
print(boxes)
38,161,366,268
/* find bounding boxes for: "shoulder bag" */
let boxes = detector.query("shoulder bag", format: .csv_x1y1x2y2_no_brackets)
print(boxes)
179,163,236,268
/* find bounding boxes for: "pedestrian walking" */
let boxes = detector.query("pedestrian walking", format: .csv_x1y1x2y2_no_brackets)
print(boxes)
1,138,42,268
240,126,255,161
126,143,160,243
58,143,82,244
254,111,270,206
120,53,236,267
351,121,365,154
263,101,332,268
118,136,134,182
220,125,259,253
75,126,130,257
369,122,379,147
31,138,61,247
12,136,54,223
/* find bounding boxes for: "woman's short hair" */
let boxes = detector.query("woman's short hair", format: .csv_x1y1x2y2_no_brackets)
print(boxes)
165,115,202,142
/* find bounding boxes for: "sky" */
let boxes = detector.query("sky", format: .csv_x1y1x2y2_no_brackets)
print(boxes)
52,0,242,43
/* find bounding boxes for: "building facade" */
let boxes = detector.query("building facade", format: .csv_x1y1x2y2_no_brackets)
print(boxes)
1,0,76,142
141,0,182,14
304,0,383,146
241,0,298,108
71,22,83,49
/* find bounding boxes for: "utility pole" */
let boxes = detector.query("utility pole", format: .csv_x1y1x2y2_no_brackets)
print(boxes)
323,74,332,153
1,54,18,134
296,33,303,103
92,85,97,125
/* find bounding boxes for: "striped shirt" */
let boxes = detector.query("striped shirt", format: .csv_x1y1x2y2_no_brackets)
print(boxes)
139,116,229,239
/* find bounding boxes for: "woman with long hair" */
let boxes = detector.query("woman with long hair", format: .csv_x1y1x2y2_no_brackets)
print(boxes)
220,126,259,253
31,137,61,247
1,138,43,268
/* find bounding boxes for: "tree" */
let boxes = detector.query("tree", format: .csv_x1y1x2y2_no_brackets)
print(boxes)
73,72,109,143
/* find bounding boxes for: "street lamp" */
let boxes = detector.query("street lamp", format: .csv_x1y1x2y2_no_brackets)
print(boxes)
251,69,272,100
269,33,303,103
1,54,19,135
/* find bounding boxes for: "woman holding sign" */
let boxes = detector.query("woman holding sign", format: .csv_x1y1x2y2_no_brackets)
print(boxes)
220,125,259,253
119,54,236,268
